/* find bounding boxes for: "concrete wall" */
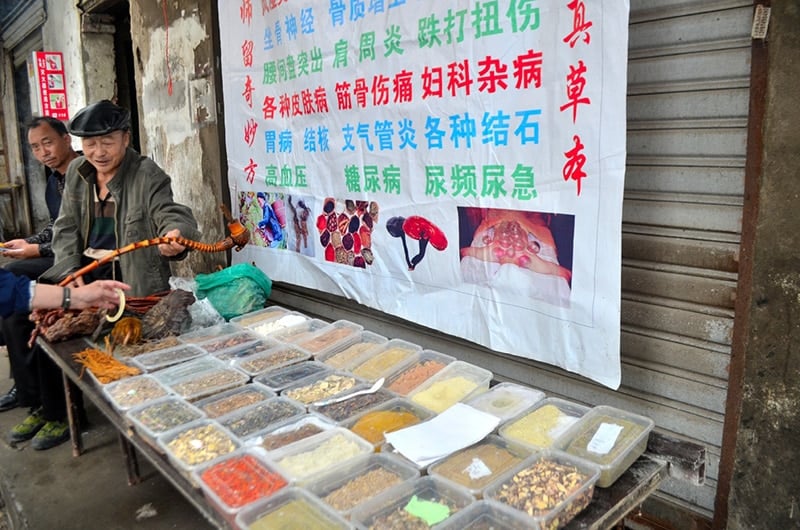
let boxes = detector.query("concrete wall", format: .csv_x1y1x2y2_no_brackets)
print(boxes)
129,0,225,276
725,3,800,529
43,0,87,115
14,1,87,233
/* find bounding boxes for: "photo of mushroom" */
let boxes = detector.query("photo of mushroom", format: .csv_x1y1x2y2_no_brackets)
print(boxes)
458,207,575,307
286,195,315,257
385,215,448,271
315,197,377,268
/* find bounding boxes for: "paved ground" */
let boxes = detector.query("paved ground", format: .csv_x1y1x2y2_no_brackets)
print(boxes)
0,347,215,529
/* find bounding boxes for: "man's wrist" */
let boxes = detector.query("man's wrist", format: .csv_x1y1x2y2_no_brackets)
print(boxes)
61,287,71,310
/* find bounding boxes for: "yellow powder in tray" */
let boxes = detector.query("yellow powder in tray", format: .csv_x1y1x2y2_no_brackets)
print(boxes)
410,376,478,413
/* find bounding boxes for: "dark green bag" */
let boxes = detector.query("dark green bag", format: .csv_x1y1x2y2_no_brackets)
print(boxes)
195,263,272,320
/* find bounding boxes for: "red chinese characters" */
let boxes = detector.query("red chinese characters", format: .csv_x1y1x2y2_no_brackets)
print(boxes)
563,135,587,196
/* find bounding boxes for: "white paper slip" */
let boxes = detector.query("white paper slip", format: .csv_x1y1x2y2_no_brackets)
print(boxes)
385,403,500,467
587,422,624,455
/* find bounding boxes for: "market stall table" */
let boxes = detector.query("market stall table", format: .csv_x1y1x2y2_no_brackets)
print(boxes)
39,336,668,530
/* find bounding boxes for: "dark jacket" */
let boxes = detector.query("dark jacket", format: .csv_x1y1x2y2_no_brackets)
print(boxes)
0,269,32,317
41,148,200,297
23,168,66,258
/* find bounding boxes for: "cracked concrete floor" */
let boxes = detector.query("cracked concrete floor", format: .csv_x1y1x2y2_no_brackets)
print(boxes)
0,347,215,530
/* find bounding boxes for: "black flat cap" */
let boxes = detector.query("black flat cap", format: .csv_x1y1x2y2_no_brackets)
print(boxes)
68,100,131,137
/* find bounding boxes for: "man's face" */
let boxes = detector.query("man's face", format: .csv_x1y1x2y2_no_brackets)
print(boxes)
28,123,73,172
81,130,130,177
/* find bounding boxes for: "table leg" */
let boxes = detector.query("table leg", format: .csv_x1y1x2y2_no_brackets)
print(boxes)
63,372,83,457
119,433,142,485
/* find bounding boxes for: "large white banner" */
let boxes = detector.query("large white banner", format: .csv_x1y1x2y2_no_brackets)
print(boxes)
219,0,629,388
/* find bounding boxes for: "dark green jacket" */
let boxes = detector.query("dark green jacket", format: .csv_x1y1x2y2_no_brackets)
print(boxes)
41,148,200,297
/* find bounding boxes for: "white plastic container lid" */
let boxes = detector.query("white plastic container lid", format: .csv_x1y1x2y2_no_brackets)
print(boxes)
465,382,545,422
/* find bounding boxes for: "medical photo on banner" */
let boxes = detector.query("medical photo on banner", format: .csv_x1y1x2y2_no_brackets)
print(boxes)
218,0,629,388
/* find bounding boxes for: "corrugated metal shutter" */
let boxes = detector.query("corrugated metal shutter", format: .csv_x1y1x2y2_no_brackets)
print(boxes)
270,0,753,518
0,0,44,65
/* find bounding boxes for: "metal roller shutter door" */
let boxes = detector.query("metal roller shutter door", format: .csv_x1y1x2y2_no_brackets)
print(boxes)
270,0,754,518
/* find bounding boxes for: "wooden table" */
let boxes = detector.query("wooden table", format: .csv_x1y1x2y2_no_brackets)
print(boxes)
39,337,668,530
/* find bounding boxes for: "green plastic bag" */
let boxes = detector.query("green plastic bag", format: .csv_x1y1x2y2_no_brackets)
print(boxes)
195,263,272,320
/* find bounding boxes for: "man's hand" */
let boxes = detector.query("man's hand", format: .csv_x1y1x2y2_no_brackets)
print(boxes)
2,239,40,259
158,228,187,257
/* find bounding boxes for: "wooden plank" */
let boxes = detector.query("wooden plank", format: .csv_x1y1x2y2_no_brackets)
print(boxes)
647,431,707,485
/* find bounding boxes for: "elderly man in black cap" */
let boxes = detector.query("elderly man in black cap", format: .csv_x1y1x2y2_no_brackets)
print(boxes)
41,99,200,293
9,100,201,451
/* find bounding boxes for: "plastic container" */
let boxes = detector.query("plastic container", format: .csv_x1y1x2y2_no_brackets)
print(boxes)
465,382,546,422
385,349,456,396
270,427,374,484
408,360,493,413
128,343,206,372
194,382,275,419
158,419,240,478
233,344,312,378
309,385,396,424
154,356,249,401
247,312,309,338
427,435,533,497
268,318,331,345
291,319,364,356
103,374,171,411
194,447,288,523
342,398,434,447
127,396,206,443
555,405,655,487
350,339,422,382
230,305,292,328
281,371,361,405
179,323,243,344
212,338,278,363
307,453,420,517
350,475,474,529
316,330,388,370
217,396,306,439
253,360,331,393
483,450,600,528
499,398,590,450
198,330,261,354
436,499,537,530
248,413,337,453
235,487,351,530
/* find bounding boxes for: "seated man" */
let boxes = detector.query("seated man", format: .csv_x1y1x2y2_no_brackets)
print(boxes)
0,116,78,412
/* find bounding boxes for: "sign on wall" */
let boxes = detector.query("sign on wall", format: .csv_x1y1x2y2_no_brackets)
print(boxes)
218,0,629,388
29,51,69,120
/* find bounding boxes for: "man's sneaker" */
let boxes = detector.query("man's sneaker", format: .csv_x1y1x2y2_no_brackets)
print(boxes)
31,420,70,451
0,386,19,412
10,407,46,442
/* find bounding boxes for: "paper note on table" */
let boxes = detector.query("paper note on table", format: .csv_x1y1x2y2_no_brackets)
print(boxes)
384,403,500,467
